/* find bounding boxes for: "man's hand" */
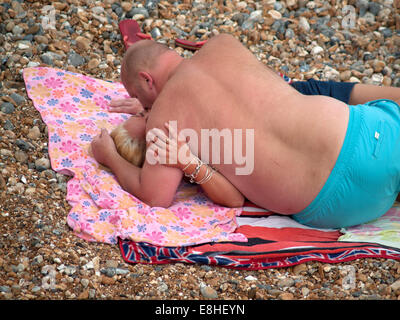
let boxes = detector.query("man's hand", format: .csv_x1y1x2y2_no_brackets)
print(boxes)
91,128,118,167
108,98,145,115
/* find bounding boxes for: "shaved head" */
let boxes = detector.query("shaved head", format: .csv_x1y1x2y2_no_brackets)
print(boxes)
121,40,170,95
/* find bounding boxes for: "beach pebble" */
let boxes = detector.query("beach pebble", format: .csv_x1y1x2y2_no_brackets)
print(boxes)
68,53,85,67
35,158,51,171
1,102,15,114
10,93,25,105
88,58,100,70
40,53,53,66
200,284,218,299
15,150,28,163
298,16,310,32
311,45,324,55
0,0,400,302
268,10,282,20
75,36,91,51
390,279,400,292
27,126,41,140
277,278,295,288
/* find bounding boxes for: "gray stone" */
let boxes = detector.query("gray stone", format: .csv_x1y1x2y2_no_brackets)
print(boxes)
68,53,85,67
3,119,14,130
381,28,393,38
144,0,159,12
115,268,129,275
101,267,116,277
10,93,25,105
31,286,41,293
298,16,310,32
35,158,50,171
91,6,105,15
81,279,90,288
241,10,262,30
40,53,53,66
232,13,245,26
271,20,283,31
157,282,168,292
1,102,15,114
241,19,255,30
356,0,369,16
363,12,376,24
350,61,365,72
15,139,31,151
12,25,24,36
150,27,162,39
249,10,262,22
0,286,11,293
368,2,382,16
64,266,76,275
32,255,44,265
278,278,295,288
285,28,295,39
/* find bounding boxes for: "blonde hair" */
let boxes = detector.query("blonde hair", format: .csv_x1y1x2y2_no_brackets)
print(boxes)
110,123,146,167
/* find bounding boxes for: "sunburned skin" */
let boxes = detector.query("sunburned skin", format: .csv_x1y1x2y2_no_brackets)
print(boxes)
92,35,352,212
101,36,400,213
142,34,349,214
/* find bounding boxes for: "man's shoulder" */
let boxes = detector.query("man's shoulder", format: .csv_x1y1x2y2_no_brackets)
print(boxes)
199,34,242,54
205,33,239,47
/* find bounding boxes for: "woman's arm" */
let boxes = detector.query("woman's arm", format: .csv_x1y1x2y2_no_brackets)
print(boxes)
348,84,400,105
182,158,245,208
91,128,182,207
148,123,245,208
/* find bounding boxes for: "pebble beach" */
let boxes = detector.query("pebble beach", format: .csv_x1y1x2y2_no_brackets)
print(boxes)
1,0,400,301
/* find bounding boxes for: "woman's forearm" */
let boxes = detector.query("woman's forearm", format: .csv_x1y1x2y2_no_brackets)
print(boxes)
183,161,245,208
105,151,145,200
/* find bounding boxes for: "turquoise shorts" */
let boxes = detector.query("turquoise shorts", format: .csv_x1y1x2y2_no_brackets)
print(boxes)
293,99,400,229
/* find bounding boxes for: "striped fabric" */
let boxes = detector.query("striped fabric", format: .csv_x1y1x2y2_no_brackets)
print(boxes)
119,201,400,269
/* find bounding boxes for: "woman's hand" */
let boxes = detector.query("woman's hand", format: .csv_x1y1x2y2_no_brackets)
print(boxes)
91,128,118,167
108,98,145,115
147,122,194,169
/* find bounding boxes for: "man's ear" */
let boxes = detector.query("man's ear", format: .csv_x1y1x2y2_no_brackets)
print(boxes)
138,71,154,90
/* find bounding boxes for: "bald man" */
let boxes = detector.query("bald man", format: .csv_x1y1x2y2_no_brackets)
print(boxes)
92,34,400,229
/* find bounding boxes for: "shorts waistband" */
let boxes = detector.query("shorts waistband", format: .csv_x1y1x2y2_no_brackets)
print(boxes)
293,104,363,220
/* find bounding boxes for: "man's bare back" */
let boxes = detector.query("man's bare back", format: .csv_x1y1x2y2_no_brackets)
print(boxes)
146,34,350,214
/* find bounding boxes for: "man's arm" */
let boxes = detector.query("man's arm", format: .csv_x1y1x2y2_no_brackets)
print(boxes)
91,128,182,207
108,97,145,115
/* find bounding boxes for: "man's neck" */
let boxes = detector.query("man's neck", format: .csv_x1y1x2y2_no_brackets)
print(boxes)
154,51,184,92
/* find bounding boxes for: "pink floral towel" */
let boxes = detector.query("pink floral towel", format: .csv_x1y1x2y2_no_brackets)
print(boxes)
23,67,247,246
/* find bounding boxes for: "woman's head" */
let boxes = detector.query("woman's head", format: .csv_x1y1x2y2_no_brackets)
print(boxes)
110,116,146,167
